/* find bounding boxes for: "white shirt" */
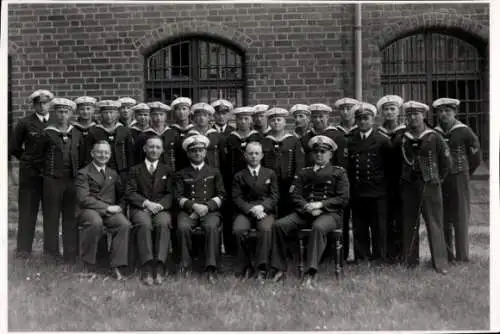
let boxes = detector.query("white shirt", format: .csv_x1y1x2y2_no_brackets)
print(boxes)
313,164,326,172
191,162,205,171
145,159,159,173
36,113,49,123
215,124,227,133
92,162,106,174
248,165,261,176
360,127,373,139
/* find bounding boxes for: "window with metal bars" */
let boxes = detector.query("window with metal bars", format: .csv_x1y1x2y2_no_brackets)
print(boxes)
381,31,488,160
144,36,246,122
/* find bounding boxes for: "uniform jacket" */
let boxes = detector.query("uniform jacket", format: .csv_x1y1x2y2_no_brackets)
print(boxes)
175,164,225,213
126,161,174,212
41,125,81,178
212,123,235,136
75,163,125,215
72,121,96,169
224,130,264,179
232,166,279,215
347,128,392,198
434,121,481,175
400,128,453,184
88,123,135,172
171,123,195,172
134,127,177,171
301,126,348,168
377,124,406,188
187,128,225,169
290,163,350,216
261,133,305,184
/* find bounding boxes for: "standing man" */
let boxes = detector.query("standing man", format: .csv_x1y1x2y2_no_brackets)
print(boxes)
271,136,349,288
261,107,304,217
127,136,174,285
400,101,451,274
233,142,279,281
129,103,151,162
40,98,80,262
211,99,235,135
376,95,406,263
175,135,225,283
433,98,481,263
290,104,311,138
117,97,137,127
73,96,98,169
170,97,194,172
347,103,392,264
9,89,54,258
253,104,271,135
76,141,131,280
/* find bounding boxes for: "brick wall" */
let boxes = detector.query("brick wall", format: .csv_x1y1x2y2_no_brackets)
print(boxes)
8,2,489,124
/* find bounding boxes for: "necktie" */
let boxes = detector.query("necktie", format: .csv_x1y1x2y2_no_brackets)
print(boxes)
148,163,155,175
252,170,258,181
43,118,47,124
100,168,105,177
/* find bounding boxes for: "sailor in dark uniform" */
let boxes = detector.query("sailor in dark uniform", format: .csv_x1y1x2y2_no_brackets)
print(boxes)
253,104,271,135
211,99,235,136
433,97,481,263
73,96,98,169
261,107,305,217
128,103,151,160
290,104,311,138
117,97,137,127
170,97,195,172
376,95,406,263
399,101,451,274
9,89,54,258
270,135,349,288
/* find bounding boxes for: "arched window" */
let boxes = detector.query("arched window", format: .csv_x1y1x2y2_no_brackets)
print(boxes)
144,36,246,119
381,31,488,159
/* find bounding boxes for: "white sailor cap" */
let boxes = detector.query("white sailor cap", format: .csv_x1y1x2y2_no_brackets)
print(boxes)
147,101,171,112
308,135,337,151
191,102,215,115
131,103,150,113
334,97,359,108
402,101,430,113
50,98,77,111
211,99,233,111
290,104,310,116
29,89,54,103
265,107,289,118
117,97,137,107
182,134,210,152
352,102,377,117
254,104,269,114
74,96,97,106
376,95,404,110
97,100,121,110
232,106,256,116
171,97,192,108
432,98,460,109
308,103,333,114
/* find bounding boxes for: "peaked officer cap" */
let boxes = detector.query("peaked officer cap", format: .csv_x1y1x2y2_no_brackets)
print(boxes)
308,135,337,151
29,89,54,103
376,95,404,110
74,96,97,106
211,99,233,111
182,134,210,151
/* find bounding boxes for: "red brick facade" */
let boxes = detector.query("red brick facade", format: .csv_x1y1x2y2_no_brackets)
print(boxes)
8,2,489,123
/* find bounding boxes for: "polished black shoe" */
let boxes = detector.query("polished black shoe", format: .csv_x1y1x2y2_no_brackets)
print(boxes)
271,270,285,283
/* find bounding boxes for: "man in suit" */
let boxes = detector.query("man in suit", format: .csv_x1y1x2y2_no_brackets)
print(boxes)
9,89,54,258
433,98,481,263
271,135,349,288
232,141,279,281
127,136,174,285
347,103,392,264
211,99,235,135
175,135,225,283
75,140,131,280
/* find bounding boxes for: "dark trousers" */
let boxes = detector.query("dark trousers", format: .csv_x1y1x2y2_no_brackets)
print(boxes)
78,209,131,267
233,213,274,271
442,172,471,262
342,203,351,261
222,200,237,255
16,165,43,254
401,179,448,271
130,210,172,266
277,181,294,218
387,188,404,262
42,176,78,260
351,196,388,261
177,211,221,269
271,212,340,272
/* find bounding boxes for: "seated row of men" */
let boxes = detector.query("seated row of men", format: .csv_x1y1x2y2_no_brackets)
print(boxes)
9,90,481,287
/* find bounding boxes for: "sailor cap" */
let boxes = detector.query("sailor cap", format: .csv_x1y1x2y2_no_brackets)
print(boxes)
97,100,121,109
131,103,150,113
308,103,333,113
254,104,269,114
191,102,215,115
334,98,359,108
376,95,404,110
211,99,233,111
147,101,171,112
265,107,289,118
50,98,77,111
432,98,460,109
402,101,430,112
351,102,377,117
117,97,137,106
171,97,192,108
290,104,310,116
232,106,256,116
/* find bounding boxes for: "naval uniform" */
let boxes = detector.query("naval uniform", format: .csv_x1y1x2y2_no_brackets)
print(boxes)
9,113,51,255
271,163,350,273
435,121,481,262
72,121,96,169
400,128,452,271
40,125,80,260
171,123,195,172
261,133,305,217
213,123,235,136
175,163,225,270
186,128,225,170
301,127,347,167
347,128,392,262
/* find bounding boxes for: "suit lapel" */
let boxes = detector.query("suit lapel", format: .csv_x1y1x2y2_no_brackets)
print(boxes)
153,163,166,189
88,163,105,185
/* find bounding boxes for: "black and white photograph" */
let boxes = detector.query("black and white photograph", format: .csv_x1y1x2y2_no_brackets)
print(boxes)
2,0,497,331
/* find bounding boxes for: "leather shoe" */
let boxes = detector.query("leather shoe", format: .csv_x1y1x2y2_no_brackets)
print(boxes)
113,267,125,281
271,270,285,283
142,272,154,285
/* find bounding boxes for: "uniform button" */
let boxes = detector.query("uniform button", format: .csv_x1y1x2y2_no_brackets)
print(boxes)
323,195,327,199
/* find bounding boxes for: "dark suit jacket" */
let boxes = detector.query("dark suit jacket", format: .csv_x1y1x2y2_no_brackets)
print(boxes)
75,162,124,216
232,167,279,215
126,161,174,213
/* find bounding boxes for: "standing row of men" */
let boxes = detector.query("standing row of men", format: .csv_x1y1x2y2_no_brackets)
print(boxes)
9,90,481,286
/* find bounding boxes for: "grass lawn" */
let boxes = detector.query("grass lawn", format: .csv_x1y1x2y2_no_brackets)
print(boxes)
7,180,490,331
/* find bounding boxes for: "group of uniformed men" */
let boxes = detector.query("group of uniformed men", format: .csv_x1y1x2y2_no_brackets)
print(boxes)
9,89,481,288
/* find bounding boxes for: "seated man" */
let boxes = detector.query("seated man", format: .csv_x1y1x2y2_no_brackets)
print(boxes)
75,140,131,280
175,135,225,283
270,135,349,288
126,136,174,286
232,142,279,282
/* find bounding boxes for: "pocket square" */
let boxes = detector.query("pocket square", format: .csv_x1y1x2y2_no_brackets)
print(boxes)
161,175,167,179
265,179,271,184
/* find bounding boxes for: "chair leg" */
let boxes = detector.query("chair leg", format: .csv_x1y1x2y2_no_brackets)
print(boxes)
335,234,343,279
298,238,305,279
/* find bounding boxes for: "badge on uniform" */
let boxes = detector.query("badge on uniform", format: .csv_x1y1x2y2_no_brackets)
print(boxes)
241,143,247,148
108,136,114,141
162,175,167,179
265,179,271,184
